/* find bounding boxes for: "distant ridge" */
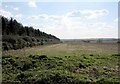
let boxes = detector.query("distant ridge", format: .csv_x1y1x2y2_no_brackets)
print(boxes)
61,38,119,43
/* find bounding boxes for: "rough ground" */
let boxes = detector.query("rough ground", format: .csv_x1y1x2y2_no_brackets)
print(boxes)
2,43,120,84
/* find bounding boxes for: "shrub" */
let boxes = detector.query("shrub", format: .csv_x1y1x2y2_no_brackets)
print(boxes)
29,55,48,61
17,73,27,81
32,55,48,60
90,54,93,56
31,37,36,42
22,36,32,43
17,39,26,49
2,42,9,50
79,63,86,68
37,39,39,42
2,42,14,50
8,58,15,64
41,42,44,45
2,35,16,44
22,63,32,71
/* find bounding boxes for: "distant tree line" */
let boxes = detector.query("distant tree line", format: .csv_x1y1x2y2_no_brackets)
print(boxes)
1,16,61,50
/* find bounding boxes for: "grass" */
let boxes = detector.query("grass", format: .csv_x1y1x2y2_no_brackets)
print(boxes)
2,43,120,84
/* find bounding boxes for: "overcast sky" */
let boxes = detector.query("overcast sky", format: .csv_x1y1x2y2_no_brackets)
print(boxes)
0,0,118,39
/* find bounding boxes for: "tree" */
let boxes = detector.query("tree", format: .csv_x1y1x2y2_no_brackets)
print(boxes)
2,16,60,50
8,17,14,34
2,16,9,35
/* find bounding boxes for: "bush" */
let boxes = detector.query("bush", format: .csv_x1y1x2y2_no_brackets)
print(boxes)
2,42,14,50
22,63,32,71
22,36,32,43
17,39,26,49
3,35,17,44
31,37,36,42
30,55,48,60
41,42,44,45
37,39,39,42
90,54,93,56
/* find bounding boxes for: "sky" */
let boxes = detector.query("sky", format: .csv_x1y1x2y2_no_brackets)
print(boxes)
0,0,119,39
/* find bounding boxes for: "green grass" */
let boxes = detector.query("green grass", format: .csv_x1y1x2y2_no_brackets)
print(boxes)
2,43,120,84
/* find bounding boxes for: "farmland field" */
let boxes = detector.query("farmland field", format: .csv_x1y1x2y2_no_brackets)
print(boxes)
2,42,120,84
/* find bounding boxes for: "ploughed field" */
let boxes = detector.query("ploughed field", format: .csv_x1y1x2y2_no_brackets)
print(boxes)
2,43,120,84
